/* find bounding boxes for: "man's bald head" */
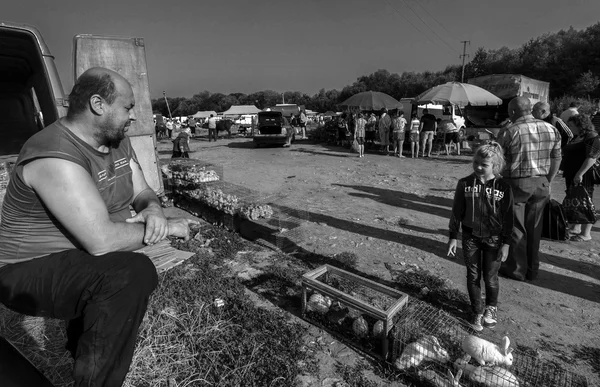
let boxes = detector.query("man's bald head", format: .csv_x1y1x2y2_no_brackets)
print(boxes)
67,67,131,116
508,96,532,122
532,102,551,120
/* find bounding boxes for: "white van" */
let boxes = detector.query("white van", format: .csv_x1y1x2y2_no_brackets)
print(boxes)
417,104,466,132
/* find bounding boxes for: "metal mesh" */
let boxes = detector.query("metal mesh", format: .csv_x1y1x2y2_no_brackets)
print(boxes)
390,297,588,387
315,271,396,312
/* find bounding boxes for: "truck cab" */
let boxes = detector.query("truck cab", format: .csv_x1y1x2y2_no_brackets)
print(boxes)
0,22,67,158
0,21,163,193
417,104,466,132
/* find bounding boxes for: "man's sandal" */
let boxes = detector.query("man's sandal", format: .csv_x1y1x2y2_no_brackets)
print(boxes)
570,235,592,242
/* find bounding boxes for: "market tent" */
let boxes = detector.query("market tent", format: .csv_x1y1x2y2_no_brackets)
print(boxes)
192,111,217,119
413,82,502,106
322,111,338,117
221,105,262,116
339,91,402,110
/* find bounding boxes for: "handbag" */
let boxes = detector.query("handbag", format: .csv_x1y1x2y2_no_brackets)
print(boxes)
541,199,569,240
562,185,596,224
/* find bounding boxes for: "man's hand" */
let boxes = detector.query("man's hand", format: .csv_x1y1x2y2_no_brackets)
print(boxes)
168,218,200,241
573,173,583,184
126,204,168,245
497,244,510,262
447,239,458,258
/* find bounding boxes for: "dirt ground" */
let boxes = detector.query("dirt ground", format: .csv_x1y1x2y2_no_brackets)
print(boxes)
158,129,600,385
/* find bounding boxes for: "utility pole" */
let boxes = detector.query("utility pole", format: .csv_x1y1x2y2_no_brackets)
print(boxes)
460,40,470,83
163,91,173,120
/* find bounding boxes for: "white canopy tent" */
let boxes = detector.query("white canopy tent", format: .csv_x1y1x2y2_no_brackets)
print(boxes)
192,111,217,119
221,105,262,116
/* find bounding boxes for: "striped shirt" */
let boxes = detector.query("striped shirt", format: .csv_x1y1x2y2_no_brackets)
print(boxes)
592,113,600,131
497,115,562,178
355,117,366,138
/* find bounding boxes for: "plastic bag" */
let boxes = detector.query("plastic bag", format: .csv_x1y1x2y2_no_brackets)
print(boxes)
562,185,596,224
351,139,360,153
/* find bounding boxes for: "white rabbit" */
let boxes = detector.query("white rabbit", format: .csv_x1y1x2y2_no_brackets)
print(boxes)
418,368,463,387
461,335,514,366
454,355,520,387
395,335,450,370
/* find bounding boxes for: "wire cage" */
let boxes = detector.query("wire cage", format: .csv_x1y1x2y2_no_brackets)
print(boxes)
301,265,409,360
390,297,588,387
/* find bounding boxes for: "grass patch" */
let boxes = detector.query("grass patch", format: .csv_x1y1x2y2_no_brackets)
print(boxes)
334,361,380,387
124,230,309,387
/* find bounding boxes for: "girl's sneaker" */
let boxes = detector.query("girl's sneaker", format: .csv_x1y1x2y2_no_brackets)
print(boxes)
471,314,484,332
483,306,497,328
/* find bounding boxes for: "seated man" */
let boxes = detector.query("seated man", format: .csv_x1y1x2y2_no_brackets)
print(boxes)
0,67,196,386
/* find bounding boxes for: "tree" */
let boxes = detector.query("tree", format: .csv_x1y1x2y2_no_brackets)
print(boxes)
572,70,600,97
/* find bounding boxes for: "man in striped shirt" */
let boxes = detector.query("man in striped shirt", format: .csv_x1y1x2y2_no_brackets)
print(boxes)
497,97,562,281
592,100,600,131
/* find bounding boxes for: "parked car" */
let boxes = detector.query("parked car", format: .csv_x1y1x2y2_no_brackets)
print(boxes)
253,111,294,147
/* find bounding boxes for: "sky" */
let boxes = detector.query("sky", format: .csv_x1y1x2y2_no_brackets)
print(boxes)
3,0,600,99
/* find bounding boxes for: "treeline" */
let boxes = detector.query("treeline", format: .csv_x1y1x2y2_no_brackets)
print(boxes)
152,22,600,117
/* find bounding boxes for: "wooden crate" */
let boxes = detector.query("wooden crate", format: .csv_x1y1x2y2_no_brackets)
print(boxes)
301,264,408,359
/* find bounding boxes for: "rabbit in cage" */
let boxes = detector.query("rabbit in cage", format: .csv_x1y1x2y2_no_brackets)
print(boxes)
395,335,450,370
454,355,520,387
418,368,463,387
462,335,514,367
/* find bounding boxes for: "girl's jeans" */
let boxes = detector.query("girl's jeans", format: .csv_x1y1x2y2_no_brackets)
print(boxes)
462,233,501,315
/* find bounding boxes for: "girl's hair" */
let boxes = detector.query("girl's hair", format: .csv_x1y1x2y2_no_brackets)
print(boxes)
568,114,595,132
474,141,505,175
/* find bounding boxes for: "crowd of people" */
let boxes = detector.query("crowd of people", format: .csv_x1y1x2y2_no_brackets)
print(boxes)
447,96,600,332
320,108,463,158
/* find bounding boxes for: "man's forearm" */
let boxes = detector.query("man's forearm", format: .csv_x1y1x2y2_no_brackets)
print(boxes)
132,187,163,213
88,221,147,256
547,158,561,182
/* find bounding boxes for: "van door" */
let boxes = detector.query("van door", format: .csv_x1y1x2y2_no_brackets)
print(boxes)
73,35,163,194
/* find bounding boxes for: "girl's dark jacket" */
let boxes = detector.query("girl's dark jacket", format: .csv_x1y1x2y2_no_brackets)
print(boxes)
449,173,514,243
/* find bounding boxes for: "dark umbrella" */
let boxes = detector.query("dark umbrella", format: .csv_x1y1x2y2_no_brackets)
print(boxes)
339,91,402,110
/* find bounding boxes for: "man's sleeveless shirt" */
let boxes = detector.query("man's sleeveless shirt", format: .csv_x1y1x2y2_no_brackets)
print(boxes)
0,120,138,264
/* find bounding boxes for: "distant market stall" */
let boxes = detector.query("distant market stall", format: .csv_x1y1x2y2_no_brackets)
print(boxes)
192,111,217,119
221,105,262,116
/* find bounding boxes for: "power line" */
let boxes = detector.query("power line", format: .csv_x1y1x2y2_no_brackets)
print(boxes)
411,0,459,42
383,0,447,52
396,0,460,54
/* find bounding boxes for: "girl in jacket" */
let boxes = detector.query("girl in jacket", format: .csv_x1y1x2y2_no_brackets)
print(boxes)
447,142,514,332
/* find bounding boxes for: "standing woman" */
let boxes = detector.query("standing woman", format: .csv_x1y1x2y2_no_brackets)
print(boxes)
409,113,421,158
562,114,600,241
354,112,367,158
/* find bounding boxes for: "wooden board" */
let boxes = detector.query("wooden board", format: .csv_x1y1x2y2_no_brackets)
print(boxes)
135,239,195,273
129,135,163,195
72,34,163,194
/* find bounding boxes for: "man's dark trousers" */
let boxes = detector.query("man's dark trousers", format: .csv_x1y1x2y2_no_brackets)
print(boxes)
208,128,217,141
501,176,549,281
0,250,158,386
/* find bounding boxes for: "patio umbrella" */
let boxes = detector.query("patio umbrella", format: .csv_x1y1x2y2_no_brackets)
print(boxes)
339,91,402,110
413,82,502,106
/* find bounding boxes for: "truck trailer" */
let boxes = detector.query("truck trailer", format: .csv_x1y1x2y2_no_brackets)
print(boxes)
465,74,550,140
